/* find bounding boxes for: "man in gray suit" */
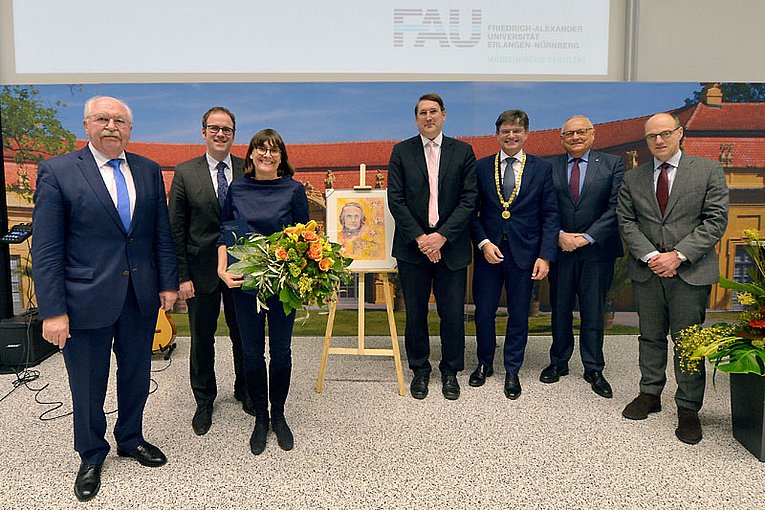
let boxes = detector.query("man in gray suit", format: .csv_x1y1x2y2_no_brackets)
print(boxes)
617,112,728,444
168,107,252,436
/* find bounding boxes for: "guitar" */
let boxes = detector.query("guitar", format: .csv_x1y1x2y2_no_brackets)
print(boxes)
153,309,177,356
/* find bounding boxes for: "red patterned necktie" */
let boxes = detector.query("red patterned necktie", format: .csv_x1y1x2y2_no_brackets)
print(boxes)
656,162,669,216
569,157,581,203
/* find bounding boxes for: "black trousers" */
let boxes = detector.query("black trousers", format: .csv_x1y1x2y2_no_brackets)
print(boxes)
187,282,247,406
232,290,295,418
397,259,466,376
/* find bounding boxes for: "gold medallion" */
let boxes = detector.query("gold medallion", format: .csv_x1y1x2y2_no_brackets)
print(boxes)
502,210,511,219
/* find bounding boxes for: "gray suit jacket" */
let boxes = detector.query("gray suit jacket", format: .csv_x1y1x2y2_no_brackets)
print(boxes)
168,154,244,293
616,154,728,285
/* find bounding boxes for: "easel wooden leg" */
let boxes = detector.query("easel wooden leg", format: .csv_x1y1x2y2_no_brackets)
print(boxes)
382,273,405,396
316,296,337,393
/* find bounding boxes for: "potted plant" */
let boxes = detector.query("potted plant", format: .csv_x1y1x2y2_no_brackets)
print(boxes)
677,229,765,460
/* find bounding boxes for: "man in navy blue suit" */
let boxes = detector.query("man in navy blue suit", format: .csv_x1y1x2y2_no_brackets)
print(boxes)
32,96,178,501
469,109,559,399
541,115,625,398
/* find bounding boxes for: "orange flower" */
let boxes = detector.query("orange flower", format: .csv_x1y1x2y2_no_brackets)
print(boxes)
302,230,319,242
750,319,765,330
307,242,323,261
319,257,333,271
275,247,288,260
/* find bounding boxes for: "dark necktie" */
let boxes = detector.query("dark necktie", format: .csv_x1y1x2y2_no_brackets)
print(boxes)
569,157,581,203
502,157,516,199
108,158,131,230
216,161,229,210
656,162,669,216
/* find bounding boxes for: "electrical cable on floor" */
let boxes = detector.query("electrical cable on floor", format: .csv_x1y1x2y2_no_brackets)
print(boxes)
1,348,172,421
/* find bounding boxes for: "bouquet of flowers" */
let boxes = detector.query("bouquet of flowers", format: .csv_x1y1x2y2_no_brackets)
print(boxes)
227,220,353,315
677,229,765,376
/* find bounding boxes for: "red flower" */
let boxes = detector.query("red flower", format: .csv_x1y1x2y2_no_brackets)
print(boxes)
749,319,765,330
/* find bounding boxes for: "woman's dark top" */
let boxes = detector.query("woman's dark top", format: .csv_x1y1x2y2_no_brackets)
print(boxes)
219,175,310,248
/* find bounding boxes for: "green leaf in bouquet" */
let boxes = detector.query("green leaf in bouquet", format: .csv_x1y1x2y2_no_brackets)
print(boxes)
719,276,765,296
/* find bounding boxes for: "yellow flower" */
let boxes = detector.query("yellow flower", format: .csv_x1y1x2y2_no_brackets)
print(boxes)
737,292,757,306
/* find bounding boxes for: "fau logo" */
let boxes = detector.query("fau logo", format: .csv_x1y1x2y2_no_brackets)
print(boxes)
393,9,482,48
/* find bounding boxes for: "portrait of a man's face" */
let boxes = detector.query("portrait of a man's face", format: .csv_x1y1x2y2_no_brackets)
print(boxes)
326,189,395,270
340,202,365,239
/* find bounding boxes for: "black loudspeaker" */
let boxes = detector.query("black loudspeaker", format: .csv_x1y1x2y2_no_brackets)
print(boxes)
0,310,58,374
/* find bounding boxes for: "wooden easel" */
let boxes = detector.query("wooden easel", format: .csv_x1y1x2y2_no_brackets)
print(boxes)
316,163,405,396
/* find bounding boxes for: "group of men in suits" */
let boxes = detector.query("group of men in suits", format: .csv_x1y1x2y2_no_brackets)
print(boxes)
30,94,728,502
387,95,728,447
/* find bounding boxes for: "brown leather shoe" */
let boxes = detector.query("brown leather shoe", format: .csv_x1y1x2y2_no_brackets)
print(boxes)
676,406,703,445
622,392,661,420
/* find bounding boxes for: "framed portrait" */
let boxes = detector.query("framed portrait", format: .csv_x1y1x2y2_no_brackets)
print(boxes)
325,188,396,271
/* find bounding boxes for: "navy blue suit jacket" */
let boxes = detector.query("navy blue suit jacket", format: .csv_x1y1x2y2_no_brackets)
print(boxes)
549,150,625,262
470,153,559,269
32,146,178,329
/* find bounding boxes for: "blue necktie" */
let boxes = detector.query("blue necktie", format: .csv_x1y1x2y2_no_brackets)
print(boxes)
216,161,229,210
108,158,131,230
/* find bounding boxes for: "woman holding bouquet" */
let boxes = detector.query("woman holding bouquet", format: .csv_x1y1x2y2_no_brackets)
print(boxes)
217,129,309,455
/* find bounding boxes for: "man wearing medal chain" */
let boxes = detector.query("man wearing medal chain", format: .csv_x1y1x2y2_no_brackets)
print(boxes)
469,110,559,399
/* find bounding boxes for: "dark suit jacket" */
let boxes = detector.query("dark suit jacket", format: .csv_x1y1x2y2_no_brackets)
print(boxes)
616,154,729,285
32,146,179,329
168,155,244,294
549,150,625,262
387,135,477,270
470,153,559,269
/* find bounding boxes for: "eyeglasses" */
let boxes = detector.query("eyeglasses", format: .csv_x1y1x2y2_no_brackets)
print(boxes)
255,146,281,156
88,115,130,128
499,128,526,136
645,126,681,142
205,125,235,136
417,108,443,117
561,127,593,139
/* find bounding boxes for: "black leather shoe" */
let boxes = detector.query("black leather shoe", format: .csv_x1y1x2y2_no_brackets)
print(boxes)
410,374,429,399
584,370,613,398
441,374,460,400
622,393,662,420
250,418,269,455
468,364,494,387
117,441,167,467
676,406,702,445
271,415,295,451
74,463,101,502
504,373,522,399
539,364,569,384
191,405,213,435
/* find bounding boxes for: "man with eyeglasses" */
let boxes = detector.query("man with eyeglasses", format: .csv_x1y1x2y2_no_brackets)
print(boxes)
617,112,728,445
468,109,559,399
168,107,253,436
541,115,625,399
387,93,477,400
32,96,178,501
